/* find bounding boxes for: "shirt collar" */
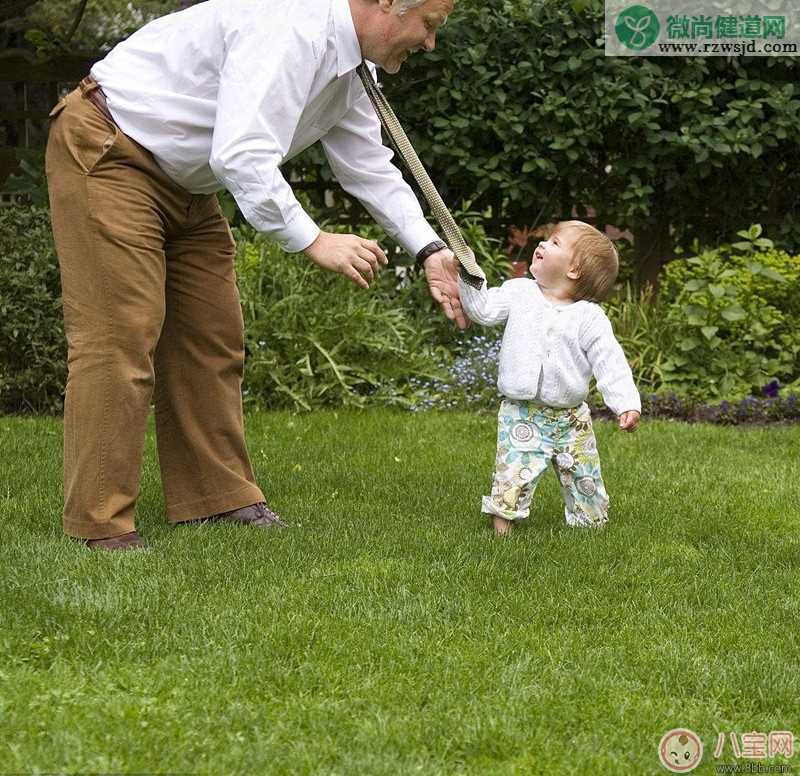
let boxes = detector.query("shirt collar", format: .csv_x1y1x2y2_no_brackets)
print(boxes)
333,0,363,77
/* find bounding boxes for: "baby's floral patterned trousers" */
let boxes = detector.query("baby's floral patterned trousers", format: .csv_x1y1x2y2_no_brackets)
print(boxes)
482,399,609,528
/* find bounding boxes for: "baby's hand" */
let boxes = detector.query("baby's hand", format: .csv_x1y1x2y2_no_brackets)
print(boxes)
618,410,640,432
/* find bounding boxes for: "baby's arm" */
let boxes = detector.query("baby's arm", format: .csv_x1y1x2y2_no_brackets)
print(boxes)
581,308,641,427
457,275,513,327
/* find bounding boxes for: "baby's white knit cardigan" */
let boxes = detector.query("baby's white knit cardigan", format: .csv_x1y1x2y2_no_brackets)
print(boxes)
458,276,641,416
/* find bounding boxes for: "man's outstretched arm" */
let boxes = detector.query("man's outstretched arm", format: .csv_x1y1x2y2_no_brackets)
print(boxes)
321,82,470,325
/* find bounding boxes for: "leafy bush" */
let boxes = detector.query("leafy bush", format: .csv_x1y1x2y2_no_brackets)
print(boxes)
379,0,800,258
664,227,800,320
657,227,800,399
0,206,66,414
602,284,670,394
235,228,449,411
233,203,511,412
2,202,797,422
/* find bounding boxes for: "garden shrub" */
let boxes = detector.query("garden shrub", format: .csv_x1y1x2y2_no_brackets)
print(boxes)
0,206,66,414
377,0,800,258
233,204,511,413
663,229,800,320
1,202,798,422
235,227,449,411
657,229,800,399
602,284,671,394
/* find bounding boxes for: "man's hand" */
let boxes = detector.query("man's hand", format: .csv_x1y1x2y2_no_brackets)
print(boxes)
618,410,640,432
423,248,470,330
304,230,388,289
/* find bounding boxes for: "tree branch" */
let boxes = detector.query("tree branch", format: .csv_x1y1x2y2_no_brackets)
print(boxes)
64,0,88,43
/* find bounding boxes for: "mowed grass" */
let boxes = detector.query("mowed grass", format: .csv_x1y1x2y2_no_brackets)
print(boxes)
0,411,798,776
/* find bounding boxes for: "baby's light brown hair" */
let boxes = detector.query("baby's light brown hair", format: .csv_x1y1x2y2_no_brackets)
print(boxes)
551,220,619,302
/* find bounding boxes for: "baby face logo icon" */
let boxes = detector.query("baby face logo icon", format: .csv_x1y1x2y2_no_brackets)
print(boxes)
658,728,703,772
615,5,660,50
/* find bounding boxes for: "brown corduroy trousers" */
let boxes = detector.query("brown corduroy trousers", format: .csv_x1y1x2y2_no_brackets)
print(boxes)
45,84,264,540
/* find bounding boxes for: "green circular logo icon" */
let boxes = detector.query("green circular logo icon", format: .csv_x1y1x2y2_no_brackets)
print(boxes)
615,5,660,50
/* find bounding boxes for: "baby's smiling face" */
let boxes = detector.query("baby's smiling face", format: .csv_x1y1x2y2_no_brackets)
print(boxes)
530,226,580,287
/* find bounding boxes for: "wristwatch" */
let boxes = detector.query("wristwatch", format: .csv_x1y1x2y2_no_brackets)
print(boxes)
415,240,448,270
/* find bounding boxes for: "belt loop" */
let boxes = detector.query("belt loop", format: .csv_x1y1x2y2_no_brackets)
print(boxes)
79,76,99,95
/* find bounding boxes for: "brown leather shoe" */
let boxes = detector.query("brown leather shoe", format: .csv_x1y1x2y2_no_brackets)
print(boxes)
212,502,287,528
85,531,147,551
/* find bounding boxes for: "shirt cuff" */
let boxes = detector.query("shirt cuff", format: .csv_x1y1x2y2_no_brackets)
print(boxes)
399,218,441,258
606,390,642,417
273,210,321,253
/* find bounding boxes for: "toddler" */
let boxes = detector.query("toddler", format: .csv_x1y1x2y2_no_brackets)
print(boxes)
458,220,640,536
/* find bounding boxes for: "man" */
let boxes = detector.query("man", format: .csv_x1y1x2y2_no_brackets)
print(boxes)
46,0,464,550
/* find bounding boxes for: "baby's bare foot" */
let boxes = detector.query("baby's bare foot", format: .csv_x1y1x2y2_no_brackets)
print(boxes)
494,516,513,537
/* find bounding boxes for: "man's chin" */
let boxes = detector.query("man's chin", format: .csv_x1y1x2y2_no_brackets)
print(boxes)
381,59,402,74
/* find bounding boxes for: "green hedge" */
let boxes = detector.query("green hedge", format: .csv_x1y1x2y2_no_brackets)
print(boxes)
2,206,797,414
0,206,66,414
389,0,800,250
285,0,800,266
656,232,800,398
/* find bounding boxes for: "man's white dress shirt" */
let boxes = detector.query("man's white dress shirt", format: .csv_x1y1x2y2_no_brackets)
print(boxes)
459,277,641,415
91,0,440,254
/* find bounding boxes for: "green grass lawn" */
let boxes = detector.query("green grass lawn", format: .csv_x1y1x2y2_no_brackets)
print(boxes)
1,411,798,775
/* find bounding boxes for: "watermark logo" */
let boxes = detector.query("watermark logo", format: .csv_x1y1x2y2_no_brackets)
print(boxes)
714,730,795,764
659,728,704,773
605,0,799,57
615,5,661,49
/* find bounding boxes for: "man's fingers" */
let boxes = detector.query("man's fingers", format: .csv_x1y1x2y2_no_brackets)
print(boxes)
428,284,445,304
351,256,375,281
345,265,370,289
356,246,380,271
439,295,456,321
362,239,388,265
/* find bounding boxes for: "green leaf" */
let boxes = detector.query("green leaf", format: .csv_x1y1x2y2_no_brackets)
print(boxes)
721,306,747,321
683,304,708,321
759,267,787,283
701,326,719,340
685,279,707,292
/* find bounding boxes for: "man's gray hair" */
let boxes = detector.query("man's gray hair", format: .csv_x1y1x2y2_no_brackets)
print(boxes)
394,0,428,14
